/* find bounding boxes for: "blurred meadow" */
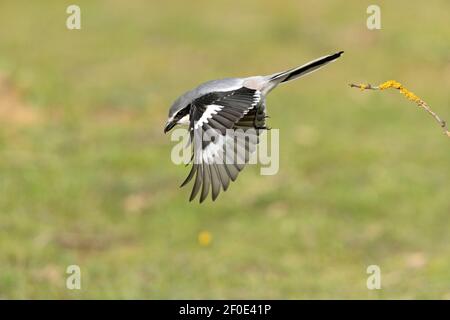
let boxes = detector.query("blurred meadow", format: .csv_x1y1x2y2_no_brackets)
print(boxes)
0,0,449,299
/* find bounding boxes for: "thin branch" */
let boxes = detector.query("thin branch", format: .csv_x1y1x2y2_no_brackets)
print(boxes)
349,80,450,138
349,83,379,90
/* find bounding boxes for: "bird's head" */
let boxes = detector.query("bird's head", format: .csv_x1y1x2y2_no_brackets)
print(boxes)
164,96,191,134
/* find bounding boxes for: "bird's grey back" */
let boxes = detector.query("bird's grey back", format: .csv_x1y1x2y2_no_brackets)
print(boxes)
169,78,245,117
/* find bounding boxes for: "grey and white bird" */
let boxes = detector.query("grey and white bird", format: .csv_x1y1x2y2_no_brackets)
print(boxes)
164,51,343,203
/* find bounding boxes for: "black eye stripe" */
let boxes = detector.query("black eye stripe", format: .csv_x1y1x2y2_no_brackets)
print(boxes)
176,105,190,119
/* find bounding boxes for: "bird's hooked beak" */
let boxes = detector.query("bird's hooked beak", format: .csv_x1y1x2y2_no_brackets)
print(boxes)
164,119,176,134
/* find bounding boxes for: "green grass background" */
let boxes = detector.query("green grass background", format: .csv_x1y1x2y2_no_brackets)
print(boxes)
0,0,449,299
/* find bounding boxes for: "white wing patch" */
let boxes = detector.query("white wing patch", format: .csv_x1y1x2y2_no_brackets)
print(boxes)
252,91,261,107
194,104,222,130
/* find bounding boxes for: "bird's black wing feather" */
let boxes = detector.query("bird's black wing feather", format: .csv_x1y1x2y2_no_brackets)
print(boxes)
180,86,265,203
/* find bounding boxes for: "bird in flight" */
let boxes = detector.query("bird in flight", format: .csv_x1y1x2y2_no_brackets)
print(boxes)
164,51,344,203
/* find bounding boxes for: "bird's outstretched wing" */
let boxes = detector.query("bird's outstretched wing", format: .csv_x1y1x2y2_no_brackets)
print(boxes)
181,87,266,203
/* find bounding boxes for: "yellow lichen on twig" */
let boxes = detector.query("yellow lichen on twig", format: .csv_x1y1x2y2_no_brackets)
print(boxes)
349,80,450,138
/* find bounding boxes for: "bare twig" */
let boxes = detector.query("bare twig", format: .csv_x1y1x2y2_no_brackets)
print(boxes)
349,80,450,138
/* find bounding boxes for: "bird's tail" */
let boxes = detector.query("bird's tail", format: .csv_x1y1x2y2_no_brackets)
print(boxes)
264,51,344,92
